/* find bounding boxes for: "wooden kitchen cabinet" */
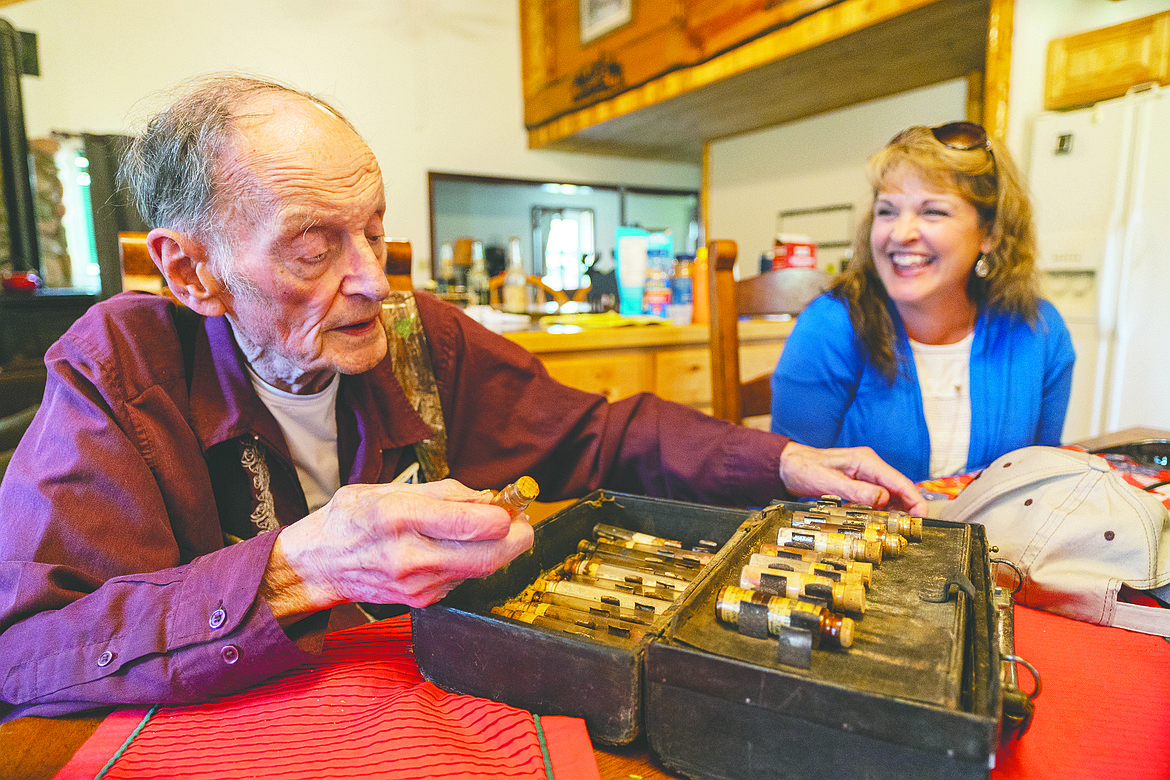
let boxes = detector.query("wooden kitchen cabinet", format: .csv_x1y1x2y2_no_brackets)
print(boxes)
504,319,793,414
519,0,1009,163
520,0,840,133
1044,10,1170,111
520,0,693,133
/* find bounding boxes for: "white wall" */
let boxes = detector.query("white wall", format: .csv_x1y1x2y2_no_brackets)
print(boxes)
708,79,967,274
1007,0,1170,172
6,0,1167,281
1,0,701,278
708,0,1170,276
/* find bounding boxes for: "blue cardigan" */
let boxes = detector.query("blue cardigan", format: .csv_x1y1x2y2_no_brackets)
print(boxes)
770,294,1075,482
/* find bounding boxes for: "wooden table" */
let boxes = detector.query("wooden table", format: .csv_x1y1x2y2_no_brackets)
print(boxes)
5,429,1168,779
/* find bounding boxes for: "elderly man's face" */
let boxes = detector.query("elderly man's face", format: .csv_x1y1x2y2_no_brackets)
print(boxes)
215,96,390,394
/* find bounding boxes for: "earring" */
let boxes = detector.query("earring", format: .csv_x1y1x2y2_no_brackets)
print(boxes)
974,254,990,278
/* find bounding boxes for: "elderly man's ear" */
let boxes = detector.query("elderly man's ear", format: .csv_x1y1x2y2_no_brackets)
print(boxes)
147,229,230,317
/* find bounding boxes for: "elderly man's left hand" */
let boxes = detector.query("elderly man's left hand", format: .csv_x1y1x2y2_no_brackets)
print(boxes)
779,441,928,516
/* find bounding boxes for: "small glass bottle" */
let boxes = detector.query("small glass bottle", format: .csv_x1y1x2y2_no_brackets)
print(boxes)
490,476,539,517
716,584,855,648
641,234,672,318
466,240,490,306
690,245,710,324
502,237,528,314
668,256,694,325
436,243,456,294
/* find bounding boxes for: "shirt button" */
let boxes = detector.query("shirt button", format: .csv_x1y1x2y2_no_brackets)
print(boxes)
97,650,114,667
209,608,226,630
220,645,240,665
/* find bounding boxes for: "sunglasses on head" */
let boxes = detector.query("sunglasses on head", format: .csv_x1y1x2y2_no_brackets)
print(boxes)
930,121,991,152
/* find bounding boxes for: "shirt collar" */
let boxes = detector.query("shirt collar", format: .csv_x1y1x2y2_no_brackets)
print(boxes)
186,315,434,464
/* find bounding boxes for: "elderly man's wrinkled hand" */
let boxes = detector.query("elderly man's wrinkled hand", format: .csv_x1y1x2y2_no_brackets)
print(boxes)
778,441,927,516
262,479,535,620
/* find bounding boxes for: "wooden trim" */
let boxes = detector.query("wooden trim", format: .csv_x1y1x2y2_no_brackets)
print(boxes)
966,70,984,125
1044,10,1170,110
707,239,741,422
700,141,711,250
527,0,989,161
983,0,1013,139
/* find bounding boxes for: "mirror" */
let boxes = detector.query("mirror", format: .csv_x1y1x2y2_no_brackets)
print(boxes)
429,172,698,292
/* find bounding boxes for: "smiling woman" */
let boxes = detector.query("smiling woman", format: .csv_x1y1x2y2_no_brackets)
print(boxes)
769,121,1076,484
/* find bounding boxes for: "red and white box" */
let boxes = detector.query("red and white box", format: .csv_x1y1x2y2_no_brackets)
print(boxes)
772,234,817,269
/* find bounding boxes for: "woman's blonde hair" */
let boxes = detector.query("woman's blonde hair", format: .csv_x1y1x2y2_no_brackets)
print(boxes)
832,124,1040,380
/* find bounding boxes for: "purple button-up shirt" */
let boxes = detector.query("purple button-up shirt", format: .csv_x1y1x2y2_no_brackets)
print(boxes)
0,291,789,719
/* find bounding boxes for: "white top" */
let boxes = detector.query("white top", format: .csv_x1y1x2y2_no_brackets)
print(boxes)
909,332,974,479
247,367,341,513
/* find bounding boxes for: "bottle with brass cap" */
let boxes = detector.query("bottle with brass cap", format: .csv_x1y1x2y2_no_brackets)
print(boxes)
579,537,713,567
492,600,651,642
531,572,677,611
808,496,924,541
517,588,659,626
737,565,866,614
756,543,874,586
563,553,693,591
791,513,907,558
837,507,923,541
746,553,869,590
777,525,884,565
593,522,684,549
716,584,854,648
490,476,539,518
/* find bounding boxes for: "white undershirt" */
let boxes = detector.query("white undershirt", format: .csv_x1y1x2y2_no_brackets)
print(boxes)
247,367,341,513
909,332,973,479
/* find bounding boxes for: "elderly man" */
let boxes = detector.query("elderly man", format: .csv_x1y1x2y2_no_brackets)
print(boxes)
0,74,924,721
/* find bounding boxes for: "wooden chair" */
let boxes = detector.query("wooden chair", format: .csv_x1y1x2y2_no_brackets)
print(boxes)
570,282,591,305
487,274,570,310
118,231,179,302
707,239,832,424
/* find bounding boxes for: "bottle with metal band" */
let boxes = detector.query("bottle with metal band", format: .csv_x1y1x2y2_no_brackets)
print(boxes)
716,585,854,648
776,525,884,564
790,513,907,558
756,543,874,584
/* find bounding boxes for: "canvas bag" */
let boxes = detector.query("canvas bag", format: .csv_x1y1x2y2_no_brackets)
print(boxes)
939,446,1170,635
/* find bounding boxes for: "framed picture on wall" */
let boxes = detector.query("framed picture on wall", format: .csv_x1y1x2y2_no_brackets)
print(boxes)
579,0,632,45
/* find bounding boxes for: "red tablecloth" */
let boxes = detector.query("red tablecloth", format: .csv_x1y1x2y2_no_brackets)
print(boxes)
51,598,1170,779
992,606,1170,779
53,615,599,780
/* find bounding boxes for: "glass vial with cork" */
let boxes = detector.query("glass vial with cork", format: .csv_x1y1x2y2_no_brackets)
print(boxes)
490,476,539,518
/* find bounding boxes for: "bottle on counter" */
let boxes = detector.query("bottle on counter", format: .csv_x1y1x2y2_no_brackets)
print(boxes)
642,233,673,318
436,243,457,294
691,245,710,324
466,240,490,306
502,237,528,314
668,256,694,325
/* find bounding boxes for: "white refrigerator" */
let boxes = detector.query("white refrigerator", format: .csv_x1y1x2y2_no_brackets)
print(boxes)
1028,85,1170,442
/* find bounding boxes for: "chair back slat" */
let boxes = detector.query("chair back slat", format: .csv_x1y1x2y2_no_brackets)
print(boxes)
707,239,831,424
